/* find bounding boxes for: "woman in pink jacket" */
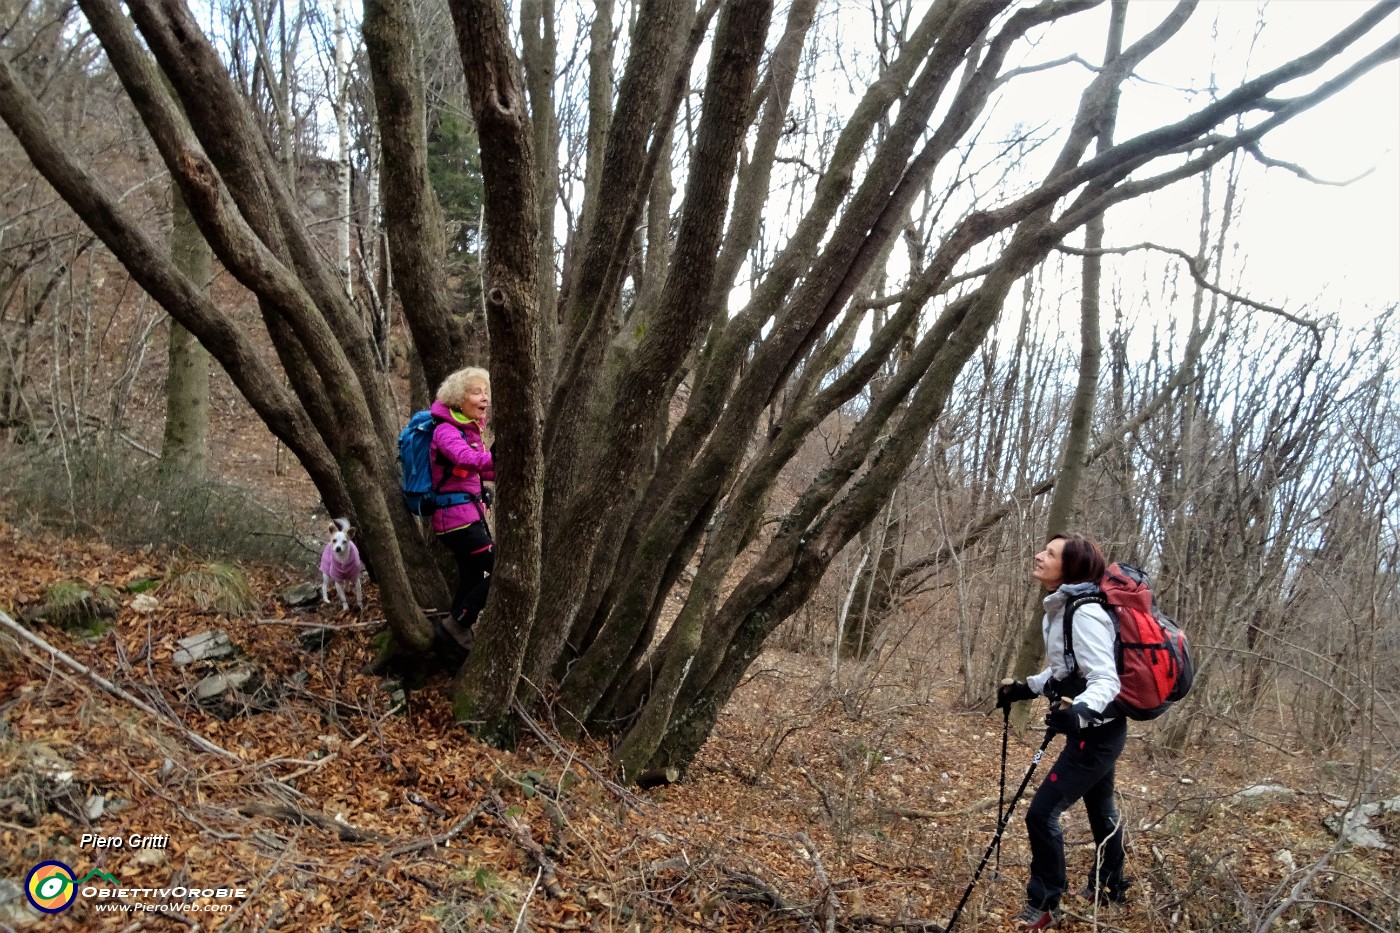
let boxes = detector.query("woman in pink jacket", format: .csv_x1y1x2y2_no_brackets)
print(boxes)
429,367,495,639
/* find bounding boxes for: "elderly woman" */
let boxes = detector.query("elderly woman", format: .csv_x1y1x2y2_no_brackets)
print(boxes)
429,367,495,642
998,532,1129,930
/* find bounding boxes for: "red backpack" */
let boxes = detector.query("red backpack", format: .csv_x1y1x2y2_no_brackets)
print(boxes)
1064,562,1194,720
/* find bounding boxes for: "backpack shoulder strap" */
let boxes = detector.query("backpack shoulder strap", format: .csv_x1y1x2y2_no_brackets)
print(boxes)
1063,592,1108,676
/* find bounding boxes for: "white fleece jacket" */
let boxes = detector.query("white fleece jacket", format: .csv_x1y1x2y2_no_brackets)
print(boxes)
1026,580,1121,725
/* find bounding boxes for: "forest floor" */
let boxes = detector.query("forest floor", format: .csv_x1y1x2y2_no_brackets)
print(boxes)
1,519,1396,932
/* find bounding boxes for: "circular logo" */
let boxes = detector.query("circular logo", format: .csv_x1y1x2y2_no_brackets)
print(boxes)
25,861,77,913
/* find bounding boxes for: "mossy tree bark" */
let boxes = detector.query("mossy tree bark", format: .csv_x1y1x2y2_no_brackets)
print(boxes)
161,179,211,481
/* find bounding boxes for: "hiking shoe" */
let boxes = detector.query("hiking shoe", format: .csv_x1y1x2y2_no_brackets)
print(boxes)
1013,904,1062,929
1076,883,1129,905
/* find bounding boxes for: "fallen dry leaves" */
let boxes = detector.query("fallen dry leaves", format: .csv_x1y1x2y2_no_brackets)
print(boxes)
0,519,1394,932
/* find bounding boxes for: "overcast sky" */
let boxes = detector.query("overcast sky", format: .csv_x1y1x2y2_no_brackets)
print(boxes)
1001,0,1400,327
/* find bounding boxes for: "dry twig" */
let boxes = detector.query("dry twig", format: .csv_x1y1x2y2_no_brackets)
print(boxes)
0,609,238,761
487,787,566,898
237,800,391,843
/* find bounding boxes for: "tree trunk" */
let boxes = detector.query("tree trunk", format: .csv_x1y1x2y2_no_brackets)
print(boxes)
5,0,1396,786
161,179,211,480
1012,0,1126,704
448,0,545,743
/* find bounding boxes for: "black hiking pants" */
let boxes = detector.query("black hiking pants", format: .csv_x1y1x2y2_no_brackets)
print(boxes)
440,521,493,630
1024,716,1128,911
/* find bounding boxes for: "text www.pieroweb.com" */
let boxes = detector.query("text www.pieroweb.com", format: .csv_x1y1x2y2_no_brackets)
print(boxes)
86,886,245,914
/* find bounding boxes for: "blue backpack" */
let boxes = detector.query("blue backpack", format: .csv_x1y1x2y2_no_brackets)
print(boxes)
398,410,478,517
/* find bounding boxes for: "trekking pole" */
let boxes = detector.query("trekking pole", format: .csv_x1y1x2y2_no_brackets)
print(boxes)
944,722,1060,933
993,704,1010,875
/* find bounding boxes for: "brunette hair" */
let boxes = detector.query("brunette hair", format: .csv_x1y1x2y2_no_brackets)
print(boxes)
1048,532,1106,585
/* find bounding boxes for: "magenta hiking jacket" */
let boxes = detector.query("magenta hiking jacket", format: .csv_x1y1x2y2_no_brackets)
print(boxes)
429,400,495,534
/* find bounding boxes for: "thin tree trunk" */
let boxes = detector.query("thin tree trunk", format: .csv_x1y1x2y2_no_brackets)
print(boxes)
333,0,353,297
161,170,211,480
1012,0,1126,698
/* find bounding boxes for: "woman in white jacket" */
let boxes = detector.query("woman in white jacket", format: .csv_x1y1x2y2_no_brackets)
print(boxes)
998,532,1129,930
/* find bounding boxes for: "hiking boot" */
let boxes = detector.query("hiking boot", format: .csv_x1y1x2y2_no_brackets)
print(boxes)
1013,904,1062,929
1076,882,1129,906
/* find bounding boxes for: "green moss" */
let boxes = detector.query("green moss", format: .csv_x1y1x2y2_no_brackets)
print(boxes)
38,580,118,635
451,691,480,725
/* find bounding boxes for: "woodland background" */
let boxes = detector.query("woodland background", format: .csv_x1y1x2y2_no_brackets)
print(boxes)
1,0,1398,930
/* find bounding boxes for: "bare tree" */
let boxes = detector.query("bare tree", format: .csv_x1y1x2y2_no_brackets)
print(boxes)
2,0,1396,780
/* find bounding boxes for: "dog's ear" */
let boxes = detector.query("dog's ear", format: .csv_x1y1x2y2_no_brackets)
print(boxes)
347,526,356,539
328,520,339,535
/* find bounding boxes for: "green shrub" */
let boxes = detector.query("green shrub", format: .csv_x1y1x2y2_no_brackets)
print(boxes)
0,444,311,567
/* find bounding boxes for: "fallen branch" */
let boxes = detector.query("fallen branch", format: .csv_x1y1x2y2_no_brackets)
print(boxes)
0,608,238,762
250,618,381,630
272,702,404,783
845,914,947,931
886,796,997,821
717,866,801,912
237,800,390,843
515,866,543,933
486,788,565,898
512,697,652,814
797,832,839,933
382,802,485,858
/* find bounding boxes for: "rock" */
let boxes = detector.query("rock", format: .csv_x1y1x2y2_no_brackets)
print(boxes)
84,794,105,821
1236,784,1294,799
1324,796,1400,850
383,679,407,710
281,582,321,608
172,630,235,667
157,759,175,782
129,593,160,613
21,582,120,634
134,846,166,867
194,667,259,700
299,626,336,652
0,878,38,927
192,666,274,720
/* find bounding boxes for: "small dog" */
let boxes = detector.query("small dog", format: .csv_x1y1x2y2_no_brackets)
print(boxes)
320,518,364,610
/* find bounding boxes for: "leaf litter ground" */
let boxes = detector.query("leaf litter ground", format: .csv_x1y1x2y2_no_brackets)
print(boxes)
1,519,1394,931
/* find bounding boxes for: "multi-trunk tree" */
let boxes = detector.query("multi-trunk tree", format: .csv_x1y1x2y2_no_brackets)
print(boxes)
2,0,1395,781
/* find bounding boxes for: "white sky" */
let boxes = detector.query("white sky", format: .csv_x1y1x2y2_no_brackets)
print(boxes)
981,0,1400,327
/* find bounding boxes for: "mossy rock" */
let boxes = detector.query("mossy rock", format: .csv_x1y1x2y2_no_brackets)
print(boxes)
21,581,120,635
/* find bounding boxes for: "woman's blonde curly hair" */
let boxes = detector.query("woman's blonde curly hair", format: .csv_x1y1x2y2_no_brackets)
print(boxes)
435,366,491,411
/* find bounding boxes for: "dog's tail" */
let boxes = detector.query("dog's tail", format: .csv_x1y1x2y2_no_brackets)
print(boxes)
332,517,352,534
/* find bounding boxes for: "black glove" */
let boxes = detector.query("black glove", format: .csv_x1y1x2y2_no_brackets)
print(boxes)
1046,702,1093,735
996,680,1036,710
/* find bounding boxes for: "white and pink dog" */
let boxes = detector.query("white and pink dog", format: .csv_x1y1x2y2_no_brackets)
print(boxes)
320,518,364,610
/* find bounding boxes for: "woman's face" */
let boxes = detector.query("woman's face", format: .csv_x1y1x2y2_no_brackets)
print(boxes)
462,380,490,422
1033,538,1065,591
